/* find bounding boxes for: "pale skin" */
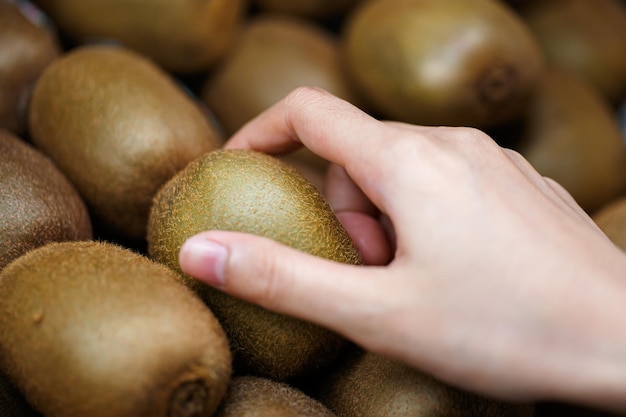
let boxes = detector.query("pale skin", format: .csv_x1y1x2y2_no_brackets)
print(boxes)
179,87,626,412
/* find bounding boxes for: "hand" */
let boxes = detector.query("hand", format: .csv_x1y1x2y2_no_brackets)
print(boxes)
179,87,626,410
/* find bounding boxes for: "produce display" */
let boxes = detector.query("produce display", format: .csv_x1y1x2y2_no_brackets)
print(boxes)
1,0,626,416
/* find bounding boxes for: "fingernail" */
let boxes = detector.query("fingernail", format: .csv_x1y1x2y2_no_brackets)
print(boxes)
179,237,227,287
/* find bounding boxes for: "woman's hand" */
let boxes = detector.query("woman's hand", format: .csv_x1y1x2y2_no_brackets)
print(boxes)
179,87,626,411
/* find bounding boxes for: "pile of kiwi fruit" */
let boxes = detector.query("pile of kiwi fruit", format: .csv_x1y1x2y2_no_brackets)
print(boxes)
1,0,626,415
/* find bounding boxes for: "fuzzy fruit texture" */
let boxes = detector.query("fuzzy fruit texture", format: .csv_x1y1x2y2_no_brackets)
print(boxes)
215,376,336,417
319,348,535,417
0,130,92,271
148,149,362,381
0,241,232,417
28,44,222,242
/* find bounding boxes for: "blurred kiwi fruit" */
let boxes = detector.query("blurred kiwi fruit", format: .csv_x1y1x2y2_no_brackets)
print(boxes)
519,0,626,105
215,376,336,416
29,0,247,73
147,149,362,381
0,0,60,134
201,14,359,172
253,0,364,19
515,67,626,213
341,0,545,128
592,197,626,252
0,129,92,271
0,240,232,417
319,347,535,417
0,372,40,417
28,44,222,244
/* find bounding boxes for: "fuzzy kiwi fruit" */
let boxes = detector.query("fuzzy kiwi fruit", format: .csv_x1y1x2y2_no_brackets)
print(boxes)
519,0,626,105
0,372,41,417
341,0,545,128
592,197,626,252
319,347,535,417
515,67,626,213
0,129,92,271
147,149,362,381
29,0,247,73
215,376,336,416
28,44,222,244
0,0,60,134
0,240,232,417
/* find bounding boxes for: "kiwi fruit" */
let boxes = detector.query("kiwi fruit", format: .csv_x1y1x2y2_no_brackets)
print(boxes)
0,0,60,134
0,372,41,417
215,376,336,416
341,0,545,128
515,67,626,213
519,0,626,105
28,44,222,244
201,14,358,172
147,149,362,381
253,0,364,19
0,240,232,417
592,197,626,252
29,0,247,73
0,129,92,271
319,347,535,417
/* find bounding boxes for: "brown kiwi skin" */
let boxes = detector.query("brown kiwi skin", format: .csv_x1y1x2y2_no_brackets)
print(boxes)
0,240,232,417
0,372,41,417
519,0,626,105
0,1,60,135
515,67,626,214
0,129,92,271
202,14,359,137
341,0,545,128
28,44,222,244
319,346,535,417
215,376,337,417
147,149,362,381
30,0,247,74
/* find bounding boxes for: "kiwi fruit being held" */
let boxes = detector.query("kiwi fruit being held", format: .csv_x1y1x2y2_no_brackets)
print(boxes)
28,44,222,244
0,0,60,134
519,0,626,105
0,129,92,271
0,240,232,417
29,0,247,73
341,0,545,128
147,149,362,381
215,376,336,416
319,347,535,417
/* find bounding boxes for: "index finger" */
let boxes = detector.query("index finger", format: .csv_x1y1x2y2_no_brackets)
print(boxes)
224,87,386,169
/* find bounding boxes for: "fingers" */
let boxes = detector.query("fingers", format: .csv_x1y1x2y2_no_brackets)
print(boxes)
179,230,390,339
325,163,392,265
225,87,388,172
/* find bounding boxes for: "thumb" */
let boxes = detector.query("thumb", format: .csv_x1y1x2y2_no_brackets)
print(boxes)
178,230,386,338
